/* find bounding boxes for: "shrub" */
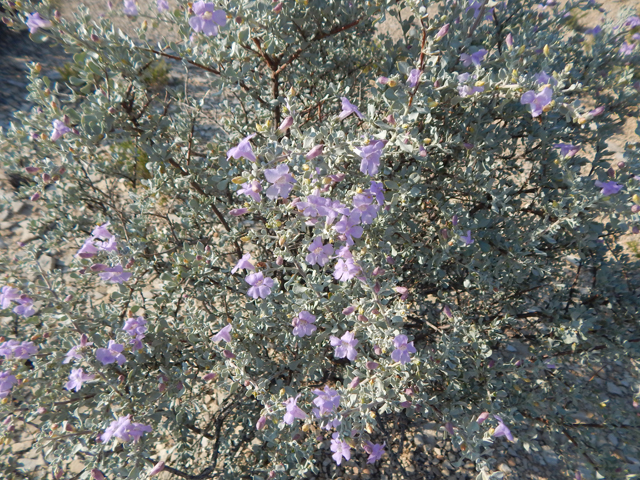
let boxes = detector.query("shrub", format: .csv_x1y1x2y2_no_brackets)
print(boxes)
0,0,639,478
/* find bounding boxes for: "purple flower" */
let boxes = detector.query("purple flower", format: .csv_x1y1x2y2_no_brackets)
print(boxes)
50,119,71,141
292,311,317,337
595,180,623,196
352,193,379,224
342,305,356,315
312,385,340,416
231,253,255,274
13,296,35,317
306,237,334,266
264,164,296,199
0,340,38,360
461,230,474,246
553,143,581,158
323,200,350,225
588,106,605,117
356,140,384,176
237,180,262,202
368,181,385,205
0,371,18,398
189,2,226,36
407,68,421,88
460,49,487,67
123,316,147,350
458,85,484,97
149,462,165,477
534,71,557,86
283,395,307,424
227,134,256,162
26,12,52,34
626,15,640,27
0,286,21,309
520,87,553,117
65,368,96,392
77,238,99,258
477,412,490,424
297,194,331,218
330,432,351,465
390,334,416,364
377,76,389,85
585,25,602,35
620,42,635,56
366,361,379,370
98,265,132,284
245,272,274,299
505,33,513,49
100,415,152,443
63,334,93,364
95,340,126,366
123,0,138,15
493,415,514,441
157,0,169,12
278,116,293,132
364,441,385,464
435,23,450,40
339,97,364,121
229,208,248,216
212,324,232,343
334,215,363,246
333,256,361,282
329,331,358,361
306,144,324,159
256,416,267,430
348,377,360,389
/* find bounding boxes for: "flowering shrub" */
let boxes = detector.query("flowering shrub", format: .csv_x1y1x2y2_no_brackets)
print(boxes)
0,0,639,478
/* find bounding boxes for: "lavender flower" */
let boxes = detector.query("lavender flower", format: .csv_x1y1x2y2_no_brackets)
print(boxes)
212,324,232,343
407,68,421,88
330,432,351,465
329,331,358,361
351,193,379,224
595,180,623,196
620,42,635,56
505,33,513,49
237,180,262,202
189,2,226,36
306,237,334,266
264,164,296,199
625,15,640,27
588,105,605,117
553,143,581,158
100,415,152,443
123,0,138,15
229,208,248,216
157,0,169,12
77,238,99,258
50,119,71,141
306,144,324,159
434,23,450,40
333,256,361,282
123,316,147,350
585,25,602,35
520,87,553,117
95,340,126,366
339,97,364,120
278,116,293,132
390,334,416,364
65,368,96,392
297,194,331,218
98,265,132,284
0,286,21,309
312,385,340,417
460,49,487,67
0,340,37,360
0,371,18,398
25,12,51,34
13,296,35,317
292,311,317,337
368,181,385,205
231,253,255,274
333,215,363,246
534,70,557,86
283,395,307,424
63,334,93,364
458,84,484,97
227,134,256,162
355,140,384,176
461,230,474,246
493,415,514,441
364,441,386,464
245,272,274,299
477,412,490,424
149,462,165,477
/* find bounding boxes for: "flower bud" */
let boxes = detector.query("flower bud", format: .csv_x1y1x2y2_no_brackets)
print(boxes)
276,256,284,266
2,18,14,27
434,23,449,41
634,226,640,234
443,305,453,318
607,168,615,178
278,115,293,131
342,306,355,315
387,79,397,87
273,2,283,13
90,34,100,42
348,377,360,388
54,10,61,21
91,469,106,480
30,192,41,201
118,375,125,383
90,263,109,272
357,314,369,323
373,345,382,355
386,255,395,265
618,162,626,169
632,205,640,213
278,236,286,247
149,462,165,477
203,372,217,381
505,33,513,50
256,416,267,430
543,44,550,56
372,267,384,276
223,350,236,359
108,107,116,115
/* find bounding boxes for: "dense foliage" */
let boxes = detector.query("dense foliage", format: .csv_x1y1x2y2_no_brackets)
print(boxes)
0,0,639,478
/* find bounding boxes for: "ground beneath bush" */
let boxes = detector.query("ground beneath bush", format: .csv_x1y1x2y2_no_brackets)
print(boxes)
1,1,639,479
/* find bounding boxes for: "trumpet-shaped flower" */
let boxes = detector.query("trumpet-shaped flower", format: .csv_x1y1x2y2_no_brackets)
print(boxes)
0,286,21,309
237,180,262,202
339,97,364,120
407,69,421,88
227,134,256,162
212,324,232,343
26,12,52,34
553,143,580,158
330,432,351,465
520,87,553,117
123,0,138,15
0,340,37,360
312,386,340,416
333,215,363,246
189,2,226,36
595,180,623,196
306,237,334,266
51,119,71,141
283,395,307,424
264,164,296,199
63,334,93,364
245,272,274,299
364,441,386,464
356,140,384,176
493,415,514,441
292,311,317,337
98,265,132,284
460,49,487,67
157,0,169,12
329,331,358,361
352,193,379,225
0,371,18,398
100,415,152,443
96,341,126,366
232,253,255,274
65,368,96,392
13,296,35,317
390,334,416,364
